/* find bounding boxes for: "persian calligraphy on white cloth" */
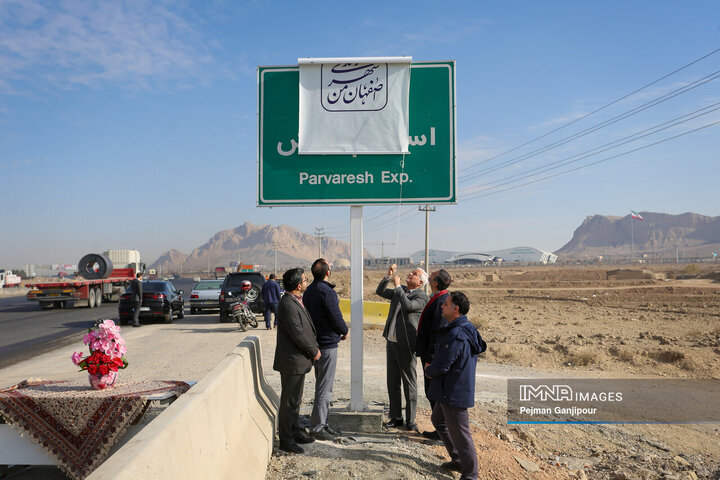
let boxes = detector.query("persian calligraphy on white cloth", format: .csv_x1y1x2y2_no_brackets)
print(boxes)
298,57,411,155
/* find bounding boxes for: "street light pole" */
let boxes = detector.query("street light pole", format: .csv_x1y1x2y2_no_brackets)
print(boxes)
315,227,325,258
273,241,280,276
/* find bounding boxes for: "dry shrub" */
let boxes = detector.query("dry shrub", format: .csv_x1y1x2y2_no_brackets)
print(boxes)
489,344,515,360
649,350,685,363
608,346,635,363
567,349,597,366
474,317,490,330
713,325,720,335
679,357,697,371
686,329,703,338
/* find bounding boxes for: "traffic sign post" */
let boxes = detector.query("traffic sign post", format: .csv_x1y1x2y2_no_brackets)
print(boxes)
257,62,456,206
257,60,456,414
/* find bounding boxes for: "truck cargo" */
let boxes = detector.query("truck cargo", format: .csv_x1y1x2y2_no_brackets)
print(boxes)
0,269,22,288
25,250,145,310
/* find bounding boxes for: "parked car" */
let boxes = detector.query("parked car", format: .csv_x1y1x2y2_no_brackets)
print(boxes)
189,279,223,314
118,280,184,324
219,272,265,322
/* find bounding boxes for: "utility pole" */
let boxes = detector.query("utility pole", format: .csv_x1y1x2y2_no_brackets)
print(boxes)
273,242,280,276
418,205,436,293
315,227,325,258
650,222,655,264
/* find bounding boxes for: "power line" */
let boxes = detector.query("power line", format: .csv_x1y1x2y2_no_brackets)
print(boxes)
459,46,720,174
461,118,720,201
461,101,720,195
460,69,720,183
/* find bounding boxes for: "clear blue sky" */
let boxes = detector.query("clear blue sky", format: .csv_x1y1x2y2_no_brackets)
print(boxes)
2,0,719,267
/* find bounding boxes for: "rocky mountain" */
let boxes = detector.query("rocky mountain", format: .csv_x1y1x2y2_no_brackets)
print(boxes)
555,212,720,259
151,222,360,273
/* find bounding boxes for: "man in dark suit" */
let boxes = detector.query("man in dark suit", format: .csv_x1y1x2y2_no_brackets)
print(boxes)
376,263,429,431
273,268,321,454
129,272,143,328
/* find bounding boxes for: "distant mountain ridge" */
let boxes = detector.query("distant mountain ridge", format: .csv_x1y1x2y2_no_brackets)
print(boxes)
555,212,720,259
151,222,360,272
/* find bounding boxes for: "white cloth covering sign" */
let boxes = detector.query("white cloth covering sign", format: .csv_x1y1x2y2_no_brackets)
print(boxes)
298,57,411,155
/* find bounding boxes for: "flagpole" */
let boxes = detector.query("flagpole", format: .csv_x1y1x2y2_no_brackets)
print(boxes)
631,214,634,261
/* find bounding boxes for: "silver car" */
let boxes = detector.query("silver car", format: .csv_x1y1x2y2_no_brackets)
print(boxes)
189,279,223,314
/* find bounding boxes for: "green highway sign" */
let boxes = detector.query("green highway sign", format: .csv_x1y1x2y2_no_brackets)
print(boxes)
257,61,456,206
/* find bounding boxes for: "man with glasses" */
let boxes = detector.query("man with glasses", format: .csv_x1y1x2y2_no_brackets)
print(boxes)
273,268,321,454
376,263,429,431
424,291,486,479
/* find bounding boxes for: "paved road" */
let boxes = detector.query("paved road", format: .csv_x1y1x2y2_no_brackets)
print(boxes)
0,279,196,370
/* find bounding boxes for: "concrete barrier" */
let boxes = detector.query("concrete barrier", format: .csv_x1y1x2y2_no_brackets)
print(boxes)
87,336,279,480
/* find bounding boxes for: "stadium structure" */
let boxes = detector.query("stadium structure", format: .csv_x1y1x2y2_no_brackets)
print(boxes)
410,247,557,265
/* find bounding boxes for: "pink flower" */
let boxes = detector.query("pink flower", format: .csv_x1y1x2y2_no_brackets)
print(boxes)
100,319,116,330
71,351,84,365
72,318,129,372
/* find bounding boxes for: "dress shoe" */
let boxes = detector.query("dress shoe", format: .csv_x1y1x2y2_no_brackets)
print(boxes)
310,427,336,441
383,418,403,428
324,425,341,436
279,442,304,454
294,432,315,444
422,430,440,439
406,421,418,432
442,460,462,472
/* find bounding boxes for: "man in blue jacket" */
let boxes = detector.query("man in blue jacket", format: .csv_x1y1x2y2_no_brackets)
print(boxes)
303,258,348,440
262,273,282,329
424,291,487,480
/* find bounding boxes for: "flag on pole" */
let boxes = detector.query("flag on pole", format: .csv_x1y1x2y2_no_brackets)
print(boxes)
631,210,644,220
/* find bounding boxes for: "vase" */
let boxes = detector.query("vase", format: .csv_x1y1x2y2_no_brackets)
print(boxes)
88,370,118,390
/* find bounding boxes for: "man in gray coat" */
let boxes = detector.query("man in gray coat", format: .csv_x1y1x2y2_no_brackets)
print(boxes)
376,263,429,431
273,268,321,454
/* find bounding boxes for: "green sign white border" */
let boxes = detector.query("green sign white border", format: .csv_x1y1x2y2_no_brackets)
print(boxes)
257,62,457,206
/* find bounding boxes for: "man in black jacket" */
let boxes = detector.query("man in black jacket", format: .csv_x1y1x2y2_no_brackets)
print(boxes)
303,258,348,440
129,272,143,328
273,268,321,454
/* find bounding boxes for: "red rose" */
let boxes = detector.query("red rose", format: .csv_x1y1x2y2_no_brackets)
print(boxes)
88,365,98,374
99,364,109,375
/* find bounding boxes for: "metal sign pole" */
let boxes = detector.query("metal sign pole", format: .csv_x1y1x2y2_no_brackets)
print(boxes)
350,206,365,411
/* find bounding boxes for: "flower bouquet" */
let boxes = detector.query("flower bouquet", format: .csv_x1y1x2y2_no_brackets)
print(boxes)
71,319,128,389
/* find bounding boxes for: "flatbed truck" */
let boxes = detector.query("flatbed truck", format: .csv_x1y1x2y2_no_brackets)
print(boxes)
26,267,137,309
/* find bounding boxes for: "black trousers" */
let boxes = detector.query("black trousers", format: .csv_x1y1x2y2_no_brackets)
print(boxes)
423,373,436,412
278,372,306,446
431,402,478,480
131,301,141,325
386,341,417,423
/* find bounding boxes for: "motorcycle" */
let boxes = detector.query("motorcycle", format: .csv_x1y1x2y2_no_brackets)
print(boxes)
226,281,259,332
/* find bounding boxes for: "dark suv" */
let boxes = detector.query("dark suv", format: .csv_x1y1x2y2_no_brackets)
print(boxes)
219,272,266,322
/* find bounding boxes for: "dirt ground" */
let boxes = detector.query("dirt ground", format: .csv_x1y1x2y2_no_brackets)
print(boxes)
267,264,720,480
